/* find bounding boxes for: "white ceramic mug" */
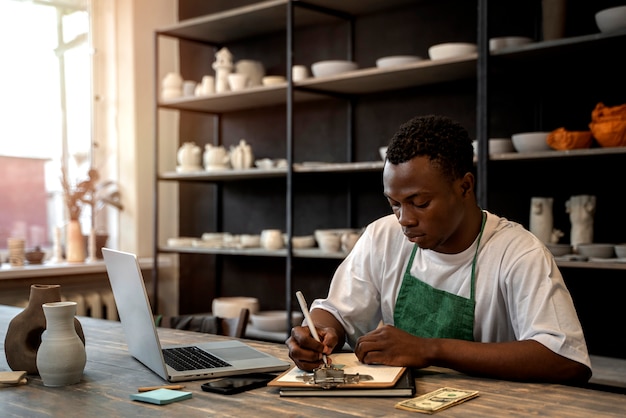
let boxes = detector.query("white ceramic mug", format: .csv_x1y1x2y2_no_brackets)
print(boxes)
292,65,309,82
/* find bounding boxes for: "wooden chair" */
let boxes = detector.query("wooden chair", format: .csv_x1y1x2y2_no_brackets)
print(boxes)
156,308,249,338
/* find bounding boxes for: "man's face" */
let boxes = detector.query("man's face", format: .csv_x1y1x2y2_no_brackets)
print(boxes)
383,156,468,254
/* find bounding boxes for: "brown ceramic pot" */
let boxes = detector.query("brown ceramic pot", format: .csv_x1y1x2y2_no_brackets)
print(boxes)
4,284,85,374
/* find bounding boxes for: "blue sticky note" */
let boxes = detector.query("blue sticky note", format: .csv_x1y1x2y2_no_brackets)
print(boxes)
130,388,192,405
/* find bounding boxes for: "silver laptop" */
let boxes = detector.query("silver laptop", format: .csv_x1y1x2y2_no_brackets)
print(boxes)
102,248,290,382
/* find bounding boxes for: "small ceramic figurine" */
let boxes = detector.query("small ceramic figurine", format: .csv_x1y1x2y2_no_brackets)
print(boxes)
176,142,202,172
566,194,596,251
212,47,233,93
229,139,254,170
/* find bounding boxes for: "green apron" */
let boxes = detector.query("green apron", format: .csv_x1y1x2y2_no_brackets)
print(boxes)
393,212,486,341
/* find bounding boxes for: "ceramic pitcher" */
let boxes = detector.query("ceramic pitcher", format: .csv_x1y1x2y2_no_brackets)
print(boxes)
229,139,254,170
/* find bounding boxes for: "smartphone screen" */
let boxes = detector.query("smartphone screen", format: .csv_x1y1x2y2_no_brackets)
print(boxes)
201,373,276,395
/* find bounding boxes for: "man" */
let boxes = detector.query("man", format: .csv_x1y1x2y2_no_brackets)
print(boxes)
287,115,591,384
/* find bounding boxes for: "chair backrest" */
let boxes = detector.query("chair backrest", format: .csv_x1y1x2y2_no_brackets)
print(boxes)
219,308,250,338
157,308,250,338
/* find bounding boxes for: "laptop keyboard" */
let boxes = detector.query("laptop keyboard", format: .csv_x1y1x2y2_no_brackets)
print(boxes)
162,346,232,371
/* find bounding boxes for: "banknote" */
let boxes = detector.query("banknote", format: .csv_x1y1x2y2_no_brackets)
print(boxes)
395,387,479,414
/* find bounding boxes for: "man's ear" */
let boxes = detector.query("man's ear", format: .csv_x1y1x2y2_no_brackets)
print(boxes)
459,173,474,197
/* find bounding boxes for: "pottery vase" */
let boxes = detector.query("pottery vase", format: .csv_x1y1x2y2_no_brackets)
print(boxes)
4,284,85,374
66,220,86,262
529,197,554,244
36,301,86,386
229,139,254,170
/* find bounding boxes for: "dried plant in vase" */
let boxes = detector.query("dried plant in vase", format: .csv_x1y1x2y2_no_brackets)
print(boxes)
60,166,123,261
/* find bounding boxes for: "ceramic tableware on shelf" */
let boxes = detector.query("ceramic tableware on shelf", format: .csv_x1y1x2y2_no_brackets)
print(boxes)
228,73,248,91
176,142,203,172
311,60,358,77
203,144,230,171
261,229,284,250
161,72,183,99
229,139,254,170
235,60,265,87
292,65,309,81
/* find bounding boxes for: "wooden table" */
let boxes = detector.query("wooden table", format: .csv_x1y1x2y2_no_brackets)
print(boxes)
1,305,625,417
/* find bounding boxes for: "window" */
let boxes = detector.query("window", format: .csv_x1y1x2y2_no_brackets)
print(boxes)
0,0,94,253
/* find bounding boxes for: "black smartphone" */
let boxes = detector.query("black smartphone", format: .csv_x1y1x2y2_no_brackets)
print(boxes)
200,373,276,395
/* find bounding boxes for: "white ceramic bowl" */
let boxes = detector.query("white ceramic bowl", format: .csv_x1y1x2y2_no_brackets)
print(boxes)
290,235,316,248
614,244,626,258
595,6,626,33
262,75,286,86
375,55,422,68
428,42,477,60
511,132,551,153
577,243,615,259
489,36,533,51
250,310,304,332
212,297,259,318
546,243,573,256
311,60,358,78
472,138,516,155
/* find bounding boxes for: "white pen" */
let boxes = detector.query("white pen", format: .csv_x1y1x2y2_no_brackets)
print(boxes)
295,290,328,366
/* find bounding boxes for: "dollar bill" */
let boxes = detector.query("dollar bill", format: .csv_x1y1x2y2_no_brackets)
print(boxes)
395,387,479,414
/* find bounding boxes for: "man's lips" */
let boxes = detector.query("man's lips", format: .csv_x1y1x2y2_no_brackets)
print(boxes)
404,231,423,242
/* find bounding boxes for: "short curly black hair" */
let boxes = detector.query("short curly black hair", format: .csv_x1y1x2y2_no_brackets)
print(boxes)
385,114,474,183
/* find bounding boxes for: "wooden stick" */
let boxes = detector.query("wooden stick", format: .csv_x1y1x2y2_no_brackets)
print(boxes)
137,384,185,392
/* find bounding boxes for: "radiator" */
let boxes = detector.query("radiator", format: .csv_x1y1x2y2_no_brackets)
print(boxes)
61,289,118,320
9,289,118,321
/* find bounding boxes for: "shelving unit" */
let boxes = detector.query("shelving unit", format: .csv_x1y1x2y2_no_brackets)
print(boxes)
153,1,626,355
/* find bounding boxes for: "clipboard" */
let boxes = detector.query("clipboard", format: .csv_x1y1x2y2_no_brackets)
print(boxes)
268,353,406,389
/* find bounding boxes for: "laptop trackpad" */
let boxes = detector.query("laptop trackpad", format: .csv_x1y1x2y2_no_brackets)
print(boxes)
211,347,265,361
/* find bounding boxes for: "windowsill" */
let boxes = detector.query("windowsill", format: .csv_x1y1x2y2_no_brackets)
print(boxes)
0,257,155,280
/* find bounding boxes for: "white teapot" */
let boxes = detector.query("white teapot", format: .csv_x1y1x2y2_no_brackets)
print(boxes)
229,139,254,170
203,144,230,170
176,142,202,172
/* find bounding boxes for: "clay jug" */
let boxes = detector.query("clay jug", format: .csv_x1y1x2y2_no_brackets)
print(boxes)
4,284,85,374
36,301,86,386
229,139,254,170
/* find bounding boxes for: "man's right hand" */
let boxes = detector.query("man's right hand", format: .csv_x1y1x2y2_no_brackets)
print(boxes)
286,325,338,371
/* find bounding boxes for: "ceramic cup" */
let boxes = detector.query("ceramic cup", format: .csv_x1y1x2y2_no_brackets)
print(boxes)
261,229,284,250
182,80,197,97
292,65,309,82
228,73,248,91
